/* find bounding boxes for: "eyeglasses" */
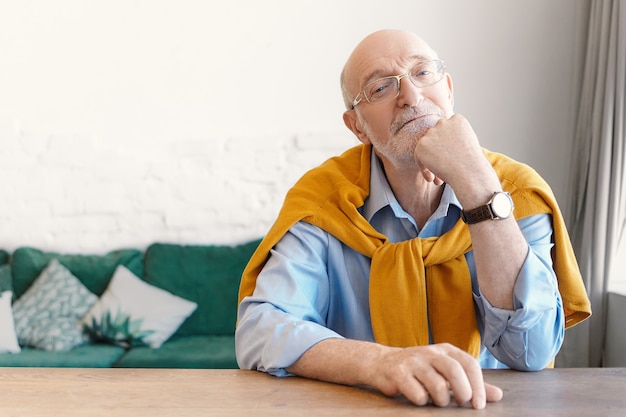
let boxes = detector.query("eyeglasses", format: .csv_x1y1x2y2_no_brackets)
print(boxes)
351,60,446,109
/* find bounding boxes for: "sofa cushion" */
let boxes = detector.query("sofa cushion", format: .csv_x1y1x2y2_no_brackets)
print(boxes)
0,344,127,367
143,239,261,336
10,247,144,299
0,264,12,292
12,259,98,352
82,265,197,349
113,335,237,369
0,250,8,265
0,290,20,354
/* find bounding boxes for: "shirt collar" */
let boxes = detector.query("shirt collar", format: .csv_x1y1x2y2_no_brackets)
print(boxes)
361,150,462,223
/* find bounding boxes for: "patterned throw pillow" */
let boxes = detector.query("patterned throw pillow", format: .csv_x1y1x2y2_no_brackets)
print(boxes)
82,265,197,349
12,259,98,351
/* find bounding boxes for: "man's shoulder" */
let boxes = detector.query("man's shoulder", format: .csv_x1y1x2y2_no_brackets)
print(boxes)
483,148,548,189
483,148,558,218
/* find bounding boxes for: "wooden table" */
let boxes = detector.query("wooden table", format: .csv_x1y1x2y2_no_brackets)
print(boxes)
0,367,623,416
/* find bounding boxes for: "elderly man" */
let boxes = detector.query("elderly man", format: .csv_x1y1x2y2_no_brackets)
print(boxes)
236,29,590,409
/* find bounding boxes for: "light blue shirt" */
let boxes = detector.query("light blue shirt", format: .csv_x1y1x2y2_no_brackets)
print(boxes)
236,152,565,376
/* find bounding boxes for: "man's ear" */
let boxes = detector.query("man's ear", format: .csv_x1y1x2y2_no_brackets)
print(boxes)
445,73,455,107
343,110,371,145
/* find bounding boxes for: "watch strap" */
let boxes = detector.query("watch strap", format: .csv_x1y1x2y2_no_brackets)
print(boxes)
461,204,494,224
461,191,514,224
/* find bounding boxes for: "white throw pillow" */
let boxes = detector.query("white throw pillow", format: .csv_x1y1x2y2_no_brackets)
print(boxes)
82,265,197,349
0,290,21,353
12,259,98,351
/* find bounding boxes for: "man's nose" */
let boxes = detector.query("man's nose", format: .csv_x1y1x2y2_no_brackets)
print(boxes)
396,76,424,107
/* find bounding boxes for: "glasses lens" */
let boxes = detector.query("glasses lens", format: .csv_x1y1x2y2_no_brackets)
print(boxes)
410,60,444,87
364,77,398,103
358,60,445,106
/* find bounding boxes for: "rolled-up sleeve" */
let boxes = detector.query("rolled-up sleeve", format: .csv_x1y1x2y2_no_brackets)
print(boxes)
474,214,565,370
236,224,343,376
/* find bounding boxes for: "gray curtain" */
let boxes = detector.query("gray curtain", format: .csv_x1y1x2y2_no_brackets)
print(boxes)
557,0,626,367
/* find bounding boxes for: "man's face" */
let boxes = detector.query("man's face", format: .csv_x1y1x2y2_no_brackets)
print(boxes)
343,32,455,169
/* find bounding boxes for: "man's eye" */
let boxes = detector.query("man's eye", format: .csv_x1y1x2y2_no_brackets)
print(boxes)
413,65,434,77
412,64,439,83
372,85,387,94
367,79,394,99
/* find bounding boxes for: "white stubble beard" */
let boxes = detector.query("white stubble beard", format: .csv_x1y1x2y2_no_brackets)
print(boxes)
360,107,443,169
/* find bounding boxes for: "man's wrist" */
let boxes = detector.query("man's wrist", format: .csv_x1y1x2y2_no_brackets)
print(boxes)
462,191,514,224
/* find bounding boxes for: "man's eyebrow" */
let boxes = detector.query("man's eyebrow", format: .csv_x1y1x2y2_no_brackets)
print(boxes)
360,54,436,86
361,70,388,87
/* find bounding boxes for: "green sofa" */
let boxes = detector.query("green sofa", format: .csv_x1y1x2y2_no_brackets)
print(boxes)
0,239,260,368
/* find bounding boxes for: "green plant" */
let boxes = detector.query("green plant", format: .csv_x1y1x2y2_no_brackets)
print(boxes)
84,309,155,349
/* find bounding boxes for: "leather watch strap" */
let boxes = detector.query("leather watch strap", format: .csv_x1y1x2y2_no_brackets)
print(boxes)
461,204,494,224
461,191,514,224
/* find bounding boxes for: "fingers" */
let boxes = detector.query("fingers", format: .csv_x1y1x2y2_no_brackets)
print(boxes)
413,367,453,407
420,166,444,186
485,383,504,403
420,165,435,182
443,347,501,409
409,345,502,409
455,353,486,409
375,344,503,409
397,373,432,406
430,351,480,408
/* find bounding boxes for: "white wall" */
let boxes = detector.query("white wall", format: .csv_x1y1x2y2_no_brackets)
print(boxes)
0,0,589,253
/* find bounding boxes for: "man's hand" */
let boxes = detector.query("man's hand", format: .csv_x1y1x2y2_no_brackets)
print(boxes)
414,114,499,198
287,338,503,409
371,343,503,408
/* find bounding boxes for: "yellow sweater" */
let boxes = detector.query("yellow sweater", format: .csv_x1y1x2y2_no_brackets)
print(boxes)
239,144,591,356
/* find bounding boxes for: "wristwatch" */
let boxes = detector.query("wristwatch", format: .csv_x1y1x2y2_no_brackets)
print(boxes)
461,191,514,224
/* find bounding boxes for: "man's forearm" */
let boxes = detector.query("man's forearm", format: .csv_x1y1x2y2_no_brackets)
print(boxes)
286,337,387,387
469,215,529,310
287,337,501,409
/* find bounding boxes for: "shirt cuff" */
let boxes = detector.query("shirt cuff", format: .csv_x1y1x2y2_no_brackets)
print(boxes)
476,253,560,358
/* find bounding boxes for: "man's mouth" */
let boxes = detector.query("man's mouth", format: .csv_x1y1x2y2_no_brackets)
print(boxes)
391,105,443,135
403,114,428,126
397,114,435,133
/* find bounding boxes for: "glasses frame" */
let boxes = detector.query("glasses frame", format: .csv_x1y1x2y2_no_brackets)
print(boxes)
350,59,446,110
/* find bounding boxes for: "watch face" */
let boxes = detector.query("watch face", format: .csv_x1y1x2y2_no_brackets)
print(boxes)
491,192,513,218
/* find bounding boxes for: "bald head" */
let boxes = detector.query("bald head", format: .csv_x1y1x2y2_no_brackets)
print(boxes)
340,30,439,109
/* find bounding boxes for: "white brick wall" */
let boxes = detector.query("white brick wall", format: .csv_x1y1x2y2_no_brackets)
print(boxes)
0,127,356,252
